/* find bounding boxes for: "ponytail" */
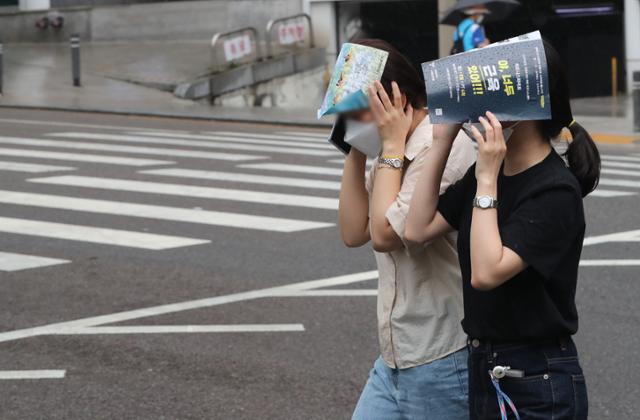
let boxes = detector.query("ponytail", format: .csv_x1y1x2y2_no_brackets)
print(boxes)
565,121,601,197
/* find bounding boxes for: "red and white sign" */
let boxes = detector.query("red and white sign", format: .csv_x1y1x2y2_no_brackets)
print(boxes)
223,34,253,62
277,20,307,45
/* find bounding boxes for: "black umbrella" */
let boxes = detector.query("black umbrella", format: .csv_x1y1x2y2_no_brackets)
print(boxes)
440,0,521,26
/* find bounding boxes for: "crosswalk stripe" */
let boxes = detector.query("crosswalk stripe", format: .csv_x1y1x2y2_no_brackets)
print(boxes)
601,168,640,178
29,175,339,210
599,178,640,188
0,216,209,249
210,131,326,143
0,190,332,232
0,117,189,134
0,161,75,173
589,189,636,197
47,132,336,157
601,154,640,163
602,160,640,169
0,370,66,380
130,131,331,149
0,136,263,162
0,148,173,166
274,131,328,138
0,252,69,272
139,168,341,190
238,163,343,176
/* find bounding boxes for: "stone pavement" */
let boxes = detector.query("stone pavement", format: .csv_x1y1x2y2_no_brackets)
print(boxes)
0,41,638,136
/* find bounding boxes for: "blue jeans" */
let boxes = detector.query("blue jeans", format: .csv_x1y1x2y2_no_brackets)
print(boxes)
468,336,588,419
352,348,469,420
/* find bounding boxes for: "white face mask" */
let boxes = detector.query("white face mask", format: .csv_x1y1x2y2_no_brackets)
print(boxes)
462,121,520,143
344,120,382,158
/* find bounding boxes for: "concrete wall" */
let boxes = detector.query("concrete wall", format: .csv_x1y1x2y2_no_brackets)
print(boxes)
0,0,302,42
625,0,640,93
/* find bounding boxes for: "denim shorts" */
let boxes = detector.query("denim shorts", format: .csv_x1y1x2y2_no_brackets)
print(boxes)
352,348,469,420
468,336,588,419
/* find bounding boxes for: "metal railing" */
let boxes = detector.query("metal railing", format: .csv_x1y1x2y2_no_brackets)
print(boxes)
210,26,261,72
265,13,314,58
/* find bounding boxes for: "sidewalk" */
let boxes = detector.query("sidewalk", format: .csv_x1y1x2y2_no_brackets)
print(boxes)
0,41,638,136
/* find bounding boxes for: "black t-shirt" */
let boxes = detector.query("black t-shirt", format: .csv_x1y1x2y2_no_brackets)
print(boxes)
438,150,585,341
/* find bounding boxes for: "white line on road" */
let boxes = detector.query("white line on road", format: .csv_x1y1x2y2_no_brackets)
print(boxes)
601,154,640,163
0,216,209,250
602,160,640,169
0,148,173,166
0,136,263,162
273,289,378,297
211,131,326,142
599,178,640,188
583,229,640,246
601,168,640,178
589,189,636,197
54,324,305,334
130,131,332,149
0,117,189,134
238,163,343,176
580,259,640,266
0,270,378,343
29,176,339,210
0,252,69,272
274,131,328,138
48,132,337,157
0,370,66,380
0,190,332,232
139,168,341,190
0,161,75,173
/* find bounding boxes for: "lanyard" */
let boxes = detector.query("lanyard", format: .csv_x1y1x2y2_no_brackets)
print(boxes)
489,373,521,420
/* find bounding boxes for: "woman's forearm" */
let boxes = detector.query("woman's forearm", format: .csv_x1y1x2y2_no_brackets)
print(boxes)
338,149,370,247
370,166,403,252
404,138,454,244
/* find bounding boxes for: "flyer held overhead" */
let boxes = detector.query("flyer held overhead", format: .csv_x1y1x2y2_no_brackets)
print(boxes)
317,43,389,118
423,31,551,123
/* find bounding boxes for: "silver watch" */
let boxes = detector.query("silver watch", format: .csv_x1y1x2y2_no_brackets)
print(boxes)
378,157,403,170
473,195,498,209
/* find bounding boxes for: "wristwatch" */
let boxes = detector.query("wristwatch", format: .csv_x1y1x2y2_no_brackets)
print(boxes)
378,157,404,170
473,195,498,209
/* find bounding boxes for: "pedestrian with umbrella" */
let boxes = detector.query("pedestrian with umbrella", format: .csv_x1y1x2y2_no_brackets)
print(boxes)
445,0,521,54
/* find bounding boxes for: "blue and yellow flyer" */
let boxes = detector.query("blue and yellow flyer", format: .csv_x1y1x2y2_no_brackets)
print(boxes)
423,31,551,123
317,43,389,118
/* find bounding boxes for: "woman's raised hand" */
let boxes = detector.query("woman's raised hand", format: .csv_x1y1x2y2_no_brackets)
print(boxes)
469,111,507,186
368,81,413,156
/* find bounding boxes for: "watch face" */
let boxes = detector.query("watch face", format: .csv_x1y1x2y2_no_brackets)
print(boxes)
392,160,402,168
478,196,492,208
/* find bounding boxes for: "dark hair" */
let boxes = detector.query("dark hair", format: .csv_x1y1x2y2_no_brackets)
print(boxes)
541,40,600,197
355,38,427,108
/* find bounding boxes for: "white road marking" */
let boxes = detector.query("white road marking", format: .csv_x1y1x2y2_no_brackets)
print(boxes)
0,252,69,272
599,178,640,188
130,131,331,149
273,289,378,297
0,117,189,134
274,131,328,138
601,154,640,163
589,189,636,197
583,229,640,246
0,136,263,161
211,131,326,142
0,270,378,343
602,160,640,169
0,148,173,166
48,132,336,157
602,168,640,177
580,259,640,266
0,216,209,250
29,176,339,210
0,190,332,232
0,161,75,173
139,168,341,190
54,324,305,334
0,370,66,380
238,163,343,176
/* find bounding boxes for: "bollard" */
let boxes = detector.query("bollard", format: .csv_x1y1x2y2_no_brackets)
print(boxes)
0,40,3,96
70,34,81,87
634,71,640,132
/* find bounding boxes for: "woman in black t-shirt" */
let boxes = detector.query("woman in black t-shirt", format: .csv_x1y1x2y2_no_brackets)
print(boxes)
404,41,600,419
